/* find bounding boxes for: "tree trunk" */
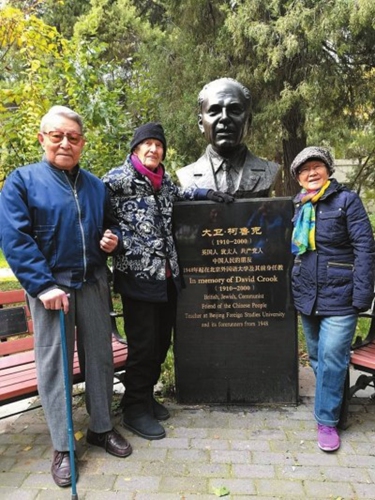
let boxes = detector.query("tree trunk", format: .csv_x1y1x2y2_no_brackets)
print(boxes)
278,103,307,196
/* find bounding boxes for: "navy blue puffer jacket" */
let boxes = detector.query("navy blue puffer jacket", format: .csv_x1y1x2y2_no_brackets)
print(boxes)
291,179,375,316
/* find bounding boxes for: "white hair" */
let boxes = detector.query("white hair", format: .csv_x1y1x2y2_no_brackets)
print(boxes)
40,105,84,132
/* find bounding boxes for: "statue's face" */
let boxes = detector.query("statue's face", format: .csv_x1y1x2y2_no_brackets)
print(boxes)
199,81,250,154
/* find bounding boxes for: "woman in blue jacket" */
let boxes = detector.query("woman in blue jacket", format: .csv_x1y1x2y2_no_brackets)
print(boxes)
291,146,375,452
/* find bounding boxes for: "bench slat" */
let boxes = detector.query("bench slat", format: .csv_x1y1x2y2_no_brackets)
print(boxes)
0,336,34,357
351,343,375,356
351,357,375,370
351,360,375,370
0,339,126,372
0,349,35,370
352,345,375,357
2,369,36,386
351,346,375,359
1,385,39,403
350,336,375,370
0,289,26,305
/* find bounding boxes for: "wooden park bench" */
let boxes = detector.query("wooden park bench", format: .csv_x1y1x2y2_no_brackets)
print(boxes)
340,294,375,427
0,289,127,414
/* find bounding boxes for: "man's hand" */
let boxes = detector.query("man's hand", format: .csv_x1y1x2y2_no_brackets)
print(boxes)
206,190,235,203
39,289,70,314
100,229,119,253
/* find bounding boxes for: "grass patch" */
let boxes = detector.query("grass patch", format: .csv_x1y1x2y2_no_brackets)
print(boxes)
0,278,21,292
0,249,7,268
159,346,176,397
355,315,373,342
0,249,17,288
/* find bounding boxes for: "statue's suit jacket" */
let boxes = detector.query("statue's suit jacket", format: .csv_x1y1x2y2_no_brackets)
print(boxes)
177,146,280,198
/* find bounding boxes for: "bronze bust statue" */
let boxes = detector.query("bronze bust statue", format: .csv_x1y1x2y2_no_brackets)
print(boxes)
177,78,280,198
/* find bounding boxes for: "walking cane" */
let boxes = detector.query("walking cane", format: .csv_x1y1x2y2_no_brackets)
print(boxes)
59,309,78,500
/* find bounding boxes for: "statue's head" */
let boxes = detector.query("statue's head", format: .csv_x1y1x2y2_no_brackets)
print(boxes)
197,78,252,155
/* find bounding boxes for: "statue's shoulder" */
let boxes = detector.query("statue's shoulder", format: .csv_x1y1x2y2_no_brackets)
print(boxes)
178,154,207,173
177,162,195,177
245,149,280,174
176,153,215,189
177,154,207,182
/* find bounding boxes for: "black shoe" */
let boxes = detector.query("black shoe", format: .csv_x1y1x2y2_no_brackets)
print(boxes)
122,411,166,440
86,428,132,458
51,450,78,488
152,397,170,421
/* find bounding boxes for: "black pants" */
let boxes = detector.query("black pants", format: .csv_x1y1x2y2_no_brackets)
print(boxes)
120,279,177,414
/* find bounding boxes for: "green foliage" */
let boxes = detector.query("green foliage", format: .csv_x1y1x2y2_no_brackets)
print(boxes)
0,6,64,179
356,316,373,341
368,213,375,230
0,277,21,291
41,0,91,39
0,4,156,182
220,0,375,194
0,248,7,267
158,345,176,397
74,0,149,61
126,0,371,195
3,0,375,196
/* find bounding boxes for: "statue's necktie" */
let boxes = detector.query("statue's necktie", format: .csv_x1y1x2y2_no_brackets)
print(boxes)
222,162,235,194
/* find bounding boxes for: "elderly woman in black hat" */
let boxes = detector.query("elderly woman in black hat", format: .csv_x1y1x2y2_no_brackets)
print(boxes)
103,122,232,440
290,146,375,452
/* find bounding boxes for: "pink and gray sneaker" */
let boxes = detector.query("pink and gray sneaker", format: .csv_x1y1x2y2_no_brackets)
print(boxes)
317,424,340,451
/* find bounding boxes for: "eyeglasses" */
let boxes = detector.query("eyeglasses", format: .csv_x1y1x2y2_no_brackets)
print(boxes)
297,165,327,177
43,131,83,145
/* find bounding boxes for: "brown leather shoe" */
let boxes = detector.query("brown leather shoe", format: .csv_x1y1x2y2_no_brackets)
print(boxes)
51,450,78,488
86,427,132,458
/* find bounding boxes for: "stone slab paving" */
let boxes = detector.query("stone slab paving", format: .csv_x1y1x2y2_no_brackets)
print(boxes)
0,367,374,499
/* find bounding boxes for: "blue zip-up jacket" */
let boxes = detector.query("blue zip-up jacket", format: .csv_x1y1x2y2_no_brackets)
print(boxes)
0,160,122,298
291,179,375,316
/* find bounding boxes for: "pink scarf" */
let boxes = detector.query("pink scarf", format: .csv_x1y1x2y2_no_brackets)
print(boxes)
130,153,164,191
130,153,171,276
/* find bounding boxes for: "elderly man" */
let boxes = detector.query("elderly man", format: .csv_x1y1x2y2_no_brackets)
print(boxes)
177,77,280,198
0,106,132,488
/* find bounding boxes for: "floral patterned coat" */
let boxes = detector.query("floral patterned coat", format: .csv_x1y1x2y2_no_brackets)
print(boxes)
102,155,207,302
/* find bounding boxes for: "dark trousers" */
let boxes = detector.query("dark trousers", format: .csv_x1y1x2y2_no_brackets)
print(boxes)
121,279,177,415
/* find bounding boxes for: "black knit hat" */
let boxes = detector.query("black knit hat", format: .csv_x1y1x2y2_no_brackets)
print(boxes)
130,122,167,160
290,146,335,180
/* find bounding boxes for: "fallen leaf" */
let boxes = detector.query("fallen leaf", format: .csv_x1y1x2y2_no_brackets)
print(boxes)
75,430,84,441
213,486,230,497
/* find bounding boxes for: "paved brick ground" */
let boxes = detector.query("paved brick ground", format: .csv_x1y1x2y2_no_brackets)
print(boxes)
1,367,374,499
